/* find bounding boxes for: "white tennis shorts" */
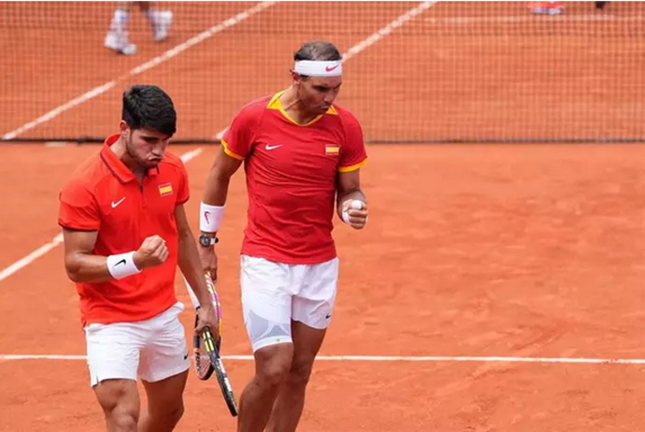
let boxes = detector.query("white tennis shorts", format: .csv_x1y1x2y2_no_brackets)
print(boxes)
240,255,339,352
84,302,190,387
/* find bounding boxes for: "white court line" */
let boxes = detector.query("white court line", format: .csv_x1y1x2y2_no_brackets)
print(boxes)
212,1,437,139
0,234,64,282
425,14,645,25
178,147,203,163
1,1,275,140
215,127,228,141
4,354,645,365
343,1,438,62
2,1,433,279
0,147,203,283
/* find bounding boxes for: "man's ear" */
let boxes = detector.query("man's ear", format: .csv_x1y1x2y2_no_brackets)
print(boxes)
291,70,305,88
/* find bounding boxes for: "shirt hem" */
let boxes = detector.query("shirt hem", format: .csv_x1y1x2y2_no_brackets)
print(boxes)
80,298,178,327
240,249,337,265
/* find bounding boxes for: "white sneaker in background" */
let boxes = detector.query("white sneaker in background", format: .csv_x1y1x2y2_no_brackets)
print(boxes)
104,31,137,55
547,6,564,15
152,11,173,42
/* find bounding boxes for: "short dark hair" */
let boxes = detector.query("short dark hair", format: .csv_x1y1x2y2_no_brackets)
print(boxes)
122,84,177,136
294,40,342,63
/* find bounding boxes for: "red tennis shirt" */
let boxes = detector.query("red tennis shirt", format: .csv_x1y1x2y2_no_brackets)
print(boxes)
222,91,367,264
58,134,189,326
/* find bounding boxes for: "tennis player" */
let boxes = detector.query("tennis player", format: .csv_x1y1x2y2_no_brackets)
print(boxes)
59,84,218,432
104,1,173,55
198,40,368,432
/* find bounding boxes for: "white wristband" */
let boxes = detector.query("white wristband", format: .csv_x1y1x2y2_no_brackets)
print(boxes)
107,251,141,280
200,202,225,232
342,199,364,224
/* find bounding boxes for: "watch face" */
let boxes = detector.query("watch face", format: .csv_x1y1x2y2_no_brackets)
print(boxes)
200,235,217,246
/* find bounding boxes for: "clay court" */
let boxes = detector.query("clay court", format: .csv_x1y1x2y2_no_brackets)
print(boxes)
1,2,645,431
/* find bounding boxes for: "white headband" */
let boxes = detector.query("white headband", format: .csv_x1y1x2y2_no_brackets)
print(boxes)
294,60,342,77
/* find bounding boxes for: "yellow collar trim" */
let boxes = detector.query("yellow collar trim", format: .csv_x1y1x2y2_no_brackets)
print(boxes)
267,90,337,127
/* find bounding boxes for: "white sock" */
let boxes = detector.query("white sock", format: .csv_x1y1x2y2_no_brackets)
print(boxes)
110,9,129,32
144,8,156,22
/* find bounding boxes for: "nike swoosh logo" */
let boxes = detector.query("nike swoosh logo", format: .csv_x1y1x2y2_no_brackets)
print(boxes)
325,314,332,319
111,197,126,208
115,259,126,266
204,211,211,224
265,144,283,151
184,353,189,360
325,65,339,72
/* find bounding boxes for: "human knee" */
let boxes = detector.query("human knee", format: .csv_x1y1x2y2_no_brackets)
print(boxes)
287,359,314,388
96,381,139,431
109,406,139,431
166,401,185,425
259,359,292,388
151,401,184,427
255,348,292,388
146,390,185,427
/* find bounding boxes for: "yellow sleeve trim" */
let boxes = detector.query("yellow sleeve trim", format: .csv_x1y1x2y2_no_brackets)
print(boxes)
338,158,368,173
221,139,245,160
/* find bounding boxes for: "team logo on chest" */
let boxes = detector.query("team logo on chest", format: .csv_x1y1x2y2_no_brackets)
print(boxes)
158,183,173,197
325,144,340,155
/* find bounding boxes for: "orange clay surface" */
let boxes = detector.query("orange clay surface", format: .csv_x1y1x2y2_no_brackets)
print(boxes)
1,143,645,431
2,1,645,430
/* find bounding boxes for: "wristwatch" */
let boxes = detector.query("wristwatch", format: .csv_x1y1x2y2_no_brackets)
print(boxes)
199,234,219,247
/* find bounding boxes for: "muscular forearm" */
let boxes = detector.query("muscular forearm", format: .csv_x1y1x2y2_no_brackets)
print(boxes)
177,231,214,309
201,148,243,236
65,253,114,283
203,169,232,208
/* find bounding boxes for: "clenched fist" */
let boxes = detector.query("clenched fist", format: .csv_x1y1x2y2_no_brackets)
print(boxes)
133,235,168,270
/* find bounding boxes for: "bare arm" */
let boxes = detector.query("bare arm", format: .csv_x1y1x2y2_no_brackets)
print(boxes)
63,229,110,283
199,146,244,279
336,169,368,229
202,146,243,217
63,228,168,283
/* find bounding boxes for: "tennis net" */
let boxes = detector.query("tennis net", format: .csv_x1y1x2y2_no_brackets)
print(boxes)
1,1,644,144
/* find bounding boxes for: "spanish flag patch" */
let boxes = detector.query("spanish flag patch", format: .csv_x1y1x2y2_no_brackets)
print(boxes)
158,183,173,197
325,144,340,155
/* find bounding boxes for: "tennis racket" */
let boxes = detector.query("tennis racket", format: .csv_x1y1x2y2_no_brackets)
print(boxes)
184,274,239,417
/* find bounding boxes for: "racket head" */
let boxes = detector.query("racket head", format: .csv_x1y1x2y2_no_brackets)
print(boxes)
193,314,215,381
191,275,221,381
